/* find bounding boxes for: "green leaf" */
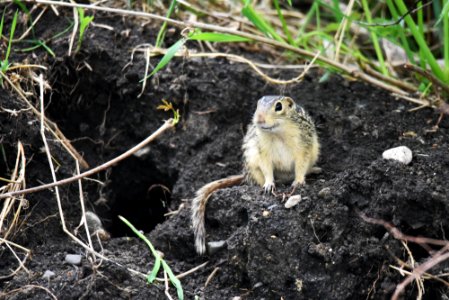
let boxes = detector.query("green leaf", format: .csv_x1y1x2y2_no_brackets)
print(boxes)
21,40,55,57
435,1,449,26
119,216,184,300
1,60,9,72
0,11,5,40
144,38,186,80
273,0,294,44
163,260,183,300
76,8,94,52
189,32,250,42
395,0,447,81
242,3,285,43
13,0,30,15
286,0,292,6
155,0,178,47
147,256,161,283
5,10,19,62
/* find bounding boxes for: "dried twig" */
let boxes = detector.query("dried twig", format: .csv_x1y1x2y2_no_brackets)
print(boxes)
359,211,449,300
402,63,449,95
68,0,79,56
0,238,31,280
75,160,95,261
205,267,220,287
147,48,320,85
0,284,57,300
0,142,26,239
156,261,208,281
333,0,355,62
0,118,175,199
164,271,174,300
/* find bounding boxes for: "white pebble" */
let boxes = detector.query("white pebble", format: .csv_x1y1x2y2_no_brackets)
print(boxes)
65,254,82,266
284,195,302,208
42,270,55,279
207,240,227,255
382,146,413,165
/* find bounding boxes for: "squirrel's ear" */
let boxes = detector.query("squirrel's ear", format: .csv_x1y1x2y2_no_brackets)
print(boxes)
284,97,295,109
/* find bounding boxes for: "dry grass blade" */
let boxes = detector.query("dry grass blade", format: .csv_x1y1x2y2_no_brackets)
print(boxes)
68,3,79,56
333,0,356,62
0,238,31,280
0,141,27,240
147,48,319,85
28,0,410,95
0,284,57,300
33,73,148,280
0,75,190,285
359,211,449,299
0,71,89,168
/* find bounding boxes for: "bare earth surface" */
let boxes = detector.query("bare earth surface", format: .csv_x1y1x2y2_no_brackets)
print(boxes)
1,9,449,300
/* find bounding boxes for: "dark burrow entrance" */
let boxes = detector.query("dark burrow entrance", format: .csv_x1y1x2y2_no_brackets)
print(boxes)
105,157,174,237
43,56,176,237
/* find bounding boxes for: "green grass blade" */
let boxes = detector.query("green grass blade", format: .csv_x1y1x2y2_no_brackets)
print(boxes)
189,32,250,42
273,0,294,44
119,216,184,300
118,216,158,252
241,3,285,43
360,0,388,76
155,0,177,47
162,260,183,300
395,0,447,82
316,0,343,22
417,1,426,69
435,1,449,26
296,2,319,44
76,8,94,52
385,0,415,64
20,40,55,57
0,11,5,41
147,256,161,283
13,0,29,15
143,38,185,81
5,10,19,62
52,22,74,40
39,40,56,57
442,1,449,70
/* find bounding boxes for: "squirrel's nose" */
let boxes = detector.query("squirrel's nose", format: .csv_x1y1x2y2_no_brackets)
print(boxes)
256,113,265,124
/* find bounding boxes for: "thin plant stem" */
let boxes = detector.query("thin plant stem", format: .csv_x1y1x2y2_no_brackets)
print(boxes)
444,3,449,72
395,0,447,82
417,1,426,69
385,0,415,64
361,0,388,76
273,0,293,44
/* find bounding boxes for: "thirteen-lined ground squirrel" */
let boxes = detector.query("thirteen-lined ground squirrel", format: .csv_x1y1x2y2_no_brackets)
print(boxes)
192,96,320,255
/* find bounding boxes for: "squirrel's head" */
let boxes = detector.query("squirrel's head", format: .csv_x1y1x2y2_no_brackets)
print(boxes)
253,96,297,132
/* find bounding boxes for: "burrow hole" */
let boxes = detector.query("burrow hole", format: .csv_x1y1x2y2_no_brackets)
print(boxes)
44,56,176,237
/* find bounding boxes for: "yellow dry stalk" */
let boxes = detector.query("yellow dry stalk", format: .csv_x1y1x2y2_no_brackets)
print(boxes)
0,142,27,240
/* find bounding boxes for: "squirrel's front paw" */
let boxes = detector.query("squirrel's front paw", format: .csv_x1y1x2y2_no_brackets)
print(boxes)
292,178,305,189
263,181,276,194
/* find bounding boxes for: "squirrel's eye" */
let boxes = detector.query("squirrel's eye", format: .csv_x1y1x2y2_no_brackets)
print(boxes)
275,102,283,112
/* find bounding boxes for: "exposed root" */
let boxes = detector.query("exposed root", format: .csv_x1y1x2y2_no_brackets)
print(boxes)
359,211,449,300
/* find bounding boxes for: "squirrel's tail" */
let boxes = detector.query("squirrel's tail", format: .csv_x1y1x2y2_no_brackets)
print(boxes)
192,174,245,255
